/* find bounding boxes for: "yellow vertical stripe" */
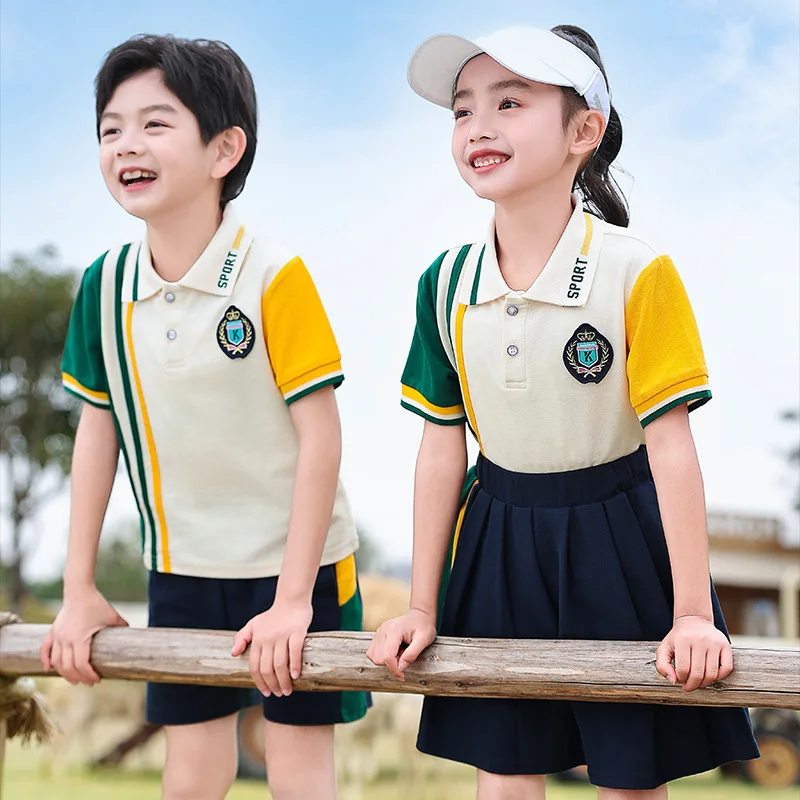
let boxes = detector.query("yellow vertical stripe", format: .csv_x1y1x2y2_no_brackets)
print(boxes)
126,303,171,573
335,553,357,606
451,480,478,566
580,213,593,256
232,225,245,250
454,304,482,450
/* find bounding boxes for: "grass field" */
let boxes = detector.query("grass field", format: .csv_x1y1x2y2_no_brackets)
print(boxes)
4,742,797,800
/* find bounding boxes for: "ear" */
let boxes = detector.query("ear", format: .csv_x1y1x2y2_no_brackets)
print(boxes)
210,126,247,180
569,108,606,158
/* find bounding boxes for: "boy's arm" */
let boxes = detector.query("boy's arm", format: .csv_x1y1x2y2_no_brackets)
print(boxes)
231,386,342,696
646,405,733,691
40,403,128,685
275,386,342,606
367,421,466,679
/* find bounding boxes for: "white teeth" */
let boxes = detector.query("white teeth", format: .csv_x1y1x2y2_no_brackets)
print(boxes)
121,170,156,181
473,156,507,168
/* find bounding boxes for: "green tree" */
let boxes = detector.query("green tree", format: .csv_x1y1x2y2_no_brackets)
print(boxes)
94,520,148,601
0,246,79,612
354,526,386,575
30,520,148,603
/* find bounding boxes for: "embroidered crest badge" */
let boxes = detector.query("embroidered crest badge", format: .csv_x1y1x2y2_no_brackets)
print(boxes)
217,305,255,360
563,323,613,384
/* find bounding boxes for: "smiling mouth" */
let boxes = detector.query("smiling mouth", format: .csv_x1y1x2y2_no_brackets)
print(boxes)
471,154,510,169
120,169,157,186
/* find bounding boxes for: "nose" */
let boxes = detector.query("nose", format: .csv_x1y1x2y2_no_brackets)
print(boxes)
114,131,145,158
467,109,498,144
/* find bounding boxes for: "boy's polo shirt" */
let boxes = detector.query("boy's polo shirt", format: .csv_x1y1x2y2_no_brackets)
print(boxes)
62,205,358,578
401,199,711,473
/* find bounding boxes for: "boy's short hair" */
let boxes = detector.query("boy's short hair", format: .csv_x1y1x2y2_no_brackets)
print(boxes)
95,34,257,205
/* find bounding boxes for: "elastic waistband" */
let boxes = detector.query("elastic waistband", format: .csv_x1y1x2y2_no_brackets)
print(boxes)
476,446,652,508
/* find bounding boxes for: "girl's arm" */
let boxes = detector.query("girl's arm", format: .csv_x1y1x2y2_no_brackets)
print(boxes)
645,405,733,691
367,421,467,678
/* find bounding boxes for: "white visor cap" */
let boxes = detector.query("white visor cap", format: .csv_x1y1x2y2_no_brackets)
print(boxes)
407,27,611,123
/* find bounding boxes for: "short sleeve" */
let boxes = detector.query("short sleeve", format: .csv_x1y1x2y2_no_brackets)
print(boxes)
400,257,466,425
626,255,711,427
261,256,343,405
61,256,110,409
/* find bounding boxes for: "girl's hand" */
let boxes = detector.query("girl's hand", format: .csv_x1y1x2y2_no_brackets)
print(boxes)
367,609,437,680
231,601,313,697
655,615,733,692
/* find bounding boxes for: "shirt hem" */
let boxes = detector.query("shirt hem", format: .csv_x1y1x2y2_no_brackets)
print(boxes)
144,538,359,579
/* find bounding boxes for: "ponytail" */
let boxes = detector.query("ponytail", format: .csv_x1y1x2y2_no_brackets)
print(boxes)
551,24,629,228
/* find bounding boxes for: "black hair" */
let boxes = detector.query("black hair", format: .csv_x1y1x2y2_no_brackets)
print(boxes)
95,34,257,206
551,25,629,228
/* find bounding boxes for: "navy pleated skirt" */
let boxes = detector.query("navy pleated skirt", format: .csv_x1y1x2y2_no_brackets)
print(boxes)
417,446,759,789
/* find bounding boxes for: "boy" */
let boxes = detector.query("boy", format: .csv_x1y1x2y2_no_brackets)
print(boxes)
40,34,368,800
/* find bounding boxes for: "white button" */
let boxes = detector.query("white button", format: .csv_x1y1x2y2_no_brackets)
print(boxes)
507,344,519,357
506,305,519,316
164,292,176,303
166,329,177,340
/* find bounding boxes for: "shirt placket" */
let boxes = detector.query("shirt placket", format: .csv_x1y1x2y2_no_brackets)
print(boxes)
161,286,186,367
502,296,528,388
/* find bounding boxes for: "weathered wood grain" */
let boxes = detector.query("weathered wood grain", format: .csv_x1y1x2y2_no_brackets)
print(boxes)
1,623,798,709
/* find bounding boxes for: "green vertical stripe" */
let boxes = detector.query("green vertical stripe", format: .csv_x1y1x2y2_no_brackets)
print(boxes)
469,245,485,305
132,246,140,302
110,411,147,555
338,584,369,723
113,245,158,570
445,244,472,344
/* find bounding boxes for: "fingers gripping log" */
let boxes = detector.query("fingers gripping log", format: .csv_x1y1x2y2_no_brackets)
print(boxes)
1,622,798,709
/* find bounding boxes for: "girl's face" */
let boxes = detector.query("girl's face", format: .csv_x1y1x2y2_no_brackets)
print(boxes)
451,54,578,205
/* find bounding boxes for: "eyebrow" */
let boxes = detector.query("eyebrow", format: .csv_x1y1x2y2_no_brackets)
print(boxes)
452,78,535,105
100,103,179,122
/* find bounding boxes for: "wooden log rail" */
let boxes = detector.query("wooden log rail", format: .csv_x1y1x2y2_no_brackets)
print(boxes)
1,622,798,709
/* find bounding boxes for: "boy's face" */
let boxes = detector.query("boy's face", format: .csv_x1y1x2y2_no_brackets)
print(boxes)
98,69,221,222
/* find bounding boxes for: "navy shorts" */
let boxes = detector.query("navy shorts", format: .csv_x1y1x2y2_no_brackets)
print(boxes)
417,447,759,790
146,554,370,727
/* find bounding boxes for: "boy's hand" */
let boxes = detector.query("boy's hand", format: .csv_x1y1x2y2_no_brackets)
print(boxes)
40,588,128,686
655,614,734,692
231,601,313,697
367,608,437,680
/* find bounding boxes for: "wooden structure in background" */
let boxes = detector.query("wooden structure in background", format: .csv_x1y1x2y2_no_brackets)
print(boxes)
708,513,800,640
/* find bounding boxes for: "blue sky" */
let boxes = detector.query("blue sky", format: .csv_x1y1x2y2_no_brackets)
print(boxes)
1,0,798,577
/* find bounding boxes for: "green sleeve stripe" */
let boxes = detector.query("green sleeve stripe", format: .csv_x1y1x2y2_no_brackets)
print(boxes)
284,374,344,405
63,385,110,408
445,244,472,343
640,390,712,427
401,399,466,425
112,244,159,571
469,245,485,305
62,373,110,407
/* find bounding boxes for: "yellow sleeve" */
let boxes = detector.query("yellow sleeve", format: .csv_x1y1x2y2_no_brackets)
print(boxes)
261,256,343,404
626,255,711,426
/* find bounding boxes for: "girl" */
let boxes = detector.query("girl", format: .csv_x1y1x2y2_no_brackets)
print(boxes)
367,24,759,798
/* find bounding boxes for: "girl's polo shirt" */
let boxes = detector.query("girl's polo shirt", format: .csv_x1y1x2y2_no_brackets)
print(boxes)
61,205,358,578
401,200,711,474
